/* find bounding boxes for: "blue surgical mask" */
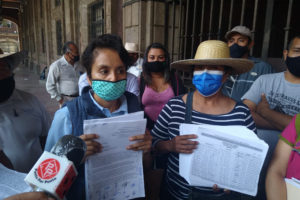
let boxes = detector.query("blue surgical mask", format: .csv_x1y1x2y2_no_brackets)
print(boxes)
192,70,224,97
92,79,127,101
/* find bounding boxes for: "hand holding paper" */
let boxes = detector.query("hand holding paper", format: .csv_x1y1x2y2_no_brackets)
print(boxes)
127,131,152,152
79,133,102,160
179,124,269,196
84,111,147,200
169,134,198,154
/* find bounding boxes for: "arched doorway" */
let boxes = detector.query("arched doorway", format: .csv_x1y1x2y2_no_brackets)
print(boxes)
0,19,20,53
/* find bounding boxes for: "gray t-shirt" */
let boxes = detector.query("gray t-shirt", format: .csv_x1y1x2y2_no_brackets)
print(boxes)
242,72,300,116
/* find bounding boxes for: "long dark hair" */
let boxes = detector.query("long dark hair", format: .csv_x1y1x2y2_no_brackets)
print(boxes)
142,43,171,85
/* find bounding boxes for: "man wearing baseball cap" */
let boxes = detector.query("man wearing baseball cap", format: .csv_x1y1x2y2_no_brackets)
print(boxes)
222,25,274,102
126,42,144,77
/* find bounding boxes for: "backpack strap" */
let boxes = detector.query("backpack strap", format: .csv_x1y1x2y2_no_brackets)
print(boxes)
184,91,194,124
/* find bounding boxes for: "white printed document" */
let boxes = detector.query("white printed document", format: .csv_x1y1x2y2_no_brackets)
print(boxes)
285,178,300,200
84,112,146,200
179,124,268,196
0,164,31,199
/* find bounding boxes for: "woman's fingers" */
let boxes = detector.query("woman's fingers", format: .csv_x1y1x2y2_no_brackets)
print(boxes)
79,134,101,159
85,141,102,152
79,133,99,141
127,133,152,152
127,140,151,152
171,134,198,153
179,134,198,139
179,139,199,145
129,133,152,141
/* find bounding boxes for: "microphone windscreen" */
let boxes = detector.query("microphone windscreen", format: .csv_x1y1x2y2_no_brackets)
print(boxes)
50,135,86,168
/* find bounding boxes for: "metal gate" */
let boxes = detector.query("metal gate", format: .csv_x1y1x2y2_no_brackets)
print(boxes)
164,0,300,65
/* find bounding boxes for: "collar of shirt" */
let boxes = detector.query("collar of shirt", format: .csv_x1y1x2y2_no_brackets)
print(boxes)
88,90,128,117
132,57,143,66
61,55,70,66
248,56,261,64
61,55,80,68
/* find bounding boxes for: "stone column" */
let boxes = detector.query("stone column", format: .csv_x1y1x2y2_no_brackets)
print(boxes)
123,0,166,53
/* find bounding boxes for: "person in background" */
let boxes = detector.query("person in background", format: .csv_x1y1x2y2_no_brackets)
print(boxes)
242,35,300,199
0,52,50,173
266,113,300,200
140,42,186,130
45,34,151,200
126,42,144,77
222,25,274,102
242,35,300,131
152,40,255,200
140,42,187,199
46,41,85,107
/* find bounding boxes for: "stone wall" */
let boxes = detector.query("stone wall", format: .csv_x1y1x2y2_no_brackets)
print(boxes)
19,0,180,74
123,0,181,58
21,0,123,74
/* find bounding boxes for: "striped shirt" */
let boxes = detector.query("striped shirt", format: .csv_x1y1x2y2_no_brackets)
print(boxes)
151,96,256,200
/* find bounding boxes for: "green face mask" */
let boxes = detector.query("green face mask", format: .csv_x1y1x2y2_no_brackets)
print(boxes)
92,79,127,101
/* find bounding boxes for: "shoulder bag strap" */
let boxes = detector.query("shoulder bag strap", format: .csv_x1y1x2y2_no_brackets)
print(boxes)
184,91,194,124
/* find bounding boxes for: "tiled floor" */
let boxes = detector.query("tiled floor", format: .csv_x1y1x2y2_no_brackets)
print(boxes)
14,66,58,119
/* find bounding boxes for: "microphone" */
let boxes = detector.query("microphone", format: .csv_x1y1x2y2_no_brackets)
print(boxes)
24,135,86,200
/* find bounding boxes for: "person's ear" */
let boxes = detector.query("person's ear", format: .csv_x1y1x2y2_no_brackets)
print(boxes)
283,50,288,61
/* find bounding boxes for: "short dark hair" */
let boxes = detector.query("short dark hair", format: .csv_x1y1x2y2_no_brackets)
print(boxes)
287,35,300,50
81,34,131,78
142,43,171,85
62,41,77,54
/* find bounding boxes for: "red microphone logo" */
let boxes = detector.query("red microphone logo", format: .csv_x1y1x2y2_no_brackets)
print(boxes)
37,159,60,180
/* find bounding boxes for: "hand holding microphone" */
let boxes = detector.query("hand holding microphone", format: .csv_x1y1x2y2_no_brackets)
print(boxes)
24,135,86,200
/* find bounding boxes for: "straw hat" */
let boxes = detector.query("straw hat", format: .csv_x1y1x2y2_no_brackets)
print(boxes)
171,40,254,74
124,42,141,54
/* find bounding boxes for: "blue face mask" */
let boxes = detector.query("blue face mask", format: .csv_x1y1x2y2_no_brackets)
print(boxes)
192,70,224,97
92,79,127,101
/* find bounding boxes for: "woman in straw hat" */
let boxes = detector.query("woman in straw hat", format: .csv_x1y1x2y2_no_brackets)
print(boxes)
151,40,256,200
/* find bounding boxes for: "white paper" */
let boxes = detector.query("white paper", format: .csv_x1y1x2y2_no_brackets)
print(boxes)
84,111,144,125
179,124,268,196
286,178,300,189
285,178,300,200
0,164,32,199
84,112,147,200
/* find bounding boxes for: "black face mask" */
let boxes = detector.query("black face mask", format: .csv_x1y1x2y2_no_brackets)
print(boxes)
286,56,300,77
229,43,249,58
0,75,15,103
144,61,168,73
73,55,80,62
